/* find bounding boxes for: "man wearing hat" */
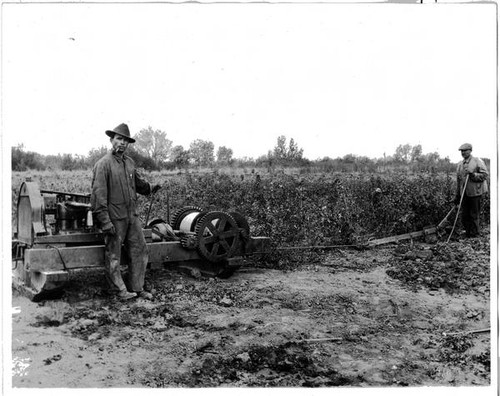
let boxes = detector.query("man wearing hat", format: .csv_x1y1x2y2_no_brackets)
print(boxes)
454,143,488,238
91,123,161,300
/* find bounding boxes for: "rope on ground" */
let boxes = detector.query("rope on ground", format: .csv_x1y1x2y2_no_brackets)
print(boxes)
276,244,360,251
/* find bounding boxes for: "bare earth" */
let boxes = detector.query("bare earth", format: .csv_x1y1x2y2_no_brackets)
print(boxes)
11,235,492,390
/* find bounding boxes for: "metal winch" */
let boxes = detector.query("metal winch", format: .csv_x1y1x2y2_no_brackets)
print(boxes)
146,206,251,263
12,181,270,300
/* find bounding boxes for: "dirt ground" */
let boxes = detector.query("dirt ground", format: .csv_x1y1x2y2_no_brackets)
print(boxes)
10,232,494,390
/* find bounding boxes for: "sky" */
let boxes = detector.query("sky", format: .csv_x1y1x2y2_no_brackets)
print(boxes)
1,2,497,163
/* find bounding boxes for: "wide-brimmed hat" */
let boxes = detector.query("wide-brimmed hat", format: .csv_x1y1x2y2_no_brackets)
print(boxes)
458,143,472,151
105,123,136,143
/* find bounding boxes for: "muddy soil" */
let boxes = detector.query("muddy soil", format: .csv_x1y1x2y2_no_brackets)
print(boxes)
10,234,493,390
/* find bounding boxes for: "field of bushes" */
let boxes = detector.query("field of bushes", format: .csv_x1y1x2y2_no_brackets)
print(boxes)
12,168,489,249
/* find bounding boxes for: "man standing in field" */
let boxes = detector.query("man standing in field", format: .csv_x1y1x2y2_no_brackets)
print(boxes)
91,123,161,300
454,143,488,238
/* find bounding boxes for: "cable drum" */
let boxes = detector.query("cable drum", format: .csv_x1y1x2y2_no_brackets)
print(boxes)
179,211,206,233
170,206,204,230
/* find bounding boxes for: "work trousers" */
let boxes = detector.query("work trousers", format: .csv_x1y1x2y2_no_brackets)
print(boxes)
461,195,482,237
104,216,148,293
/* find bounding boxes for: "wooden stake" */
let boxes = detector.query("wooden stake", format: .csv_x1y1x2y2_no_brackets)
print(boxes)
442,328,490,337
299,337,343,343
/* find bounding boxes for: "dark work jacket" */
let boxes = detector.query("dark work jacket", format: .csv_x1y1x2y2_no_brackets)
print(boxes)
91,151,151,229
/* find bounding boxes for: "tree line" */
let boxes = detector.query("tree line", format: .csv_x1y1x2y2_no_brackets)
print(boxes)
11,126,477,173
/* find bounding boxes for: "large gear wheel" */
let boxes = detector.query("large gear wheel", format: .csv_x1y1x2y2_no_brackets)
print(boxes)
194,211,240,262
229,211,251,242
170,206,203,230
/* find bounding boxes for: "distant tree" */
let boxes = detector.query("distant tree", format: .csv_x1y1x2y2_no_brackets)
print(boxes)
134,126,173,166
216,146,233,164
171,145,190,167
189,139,215,166
338,154,358,172
270,135,305,164
11,144,45,171
422,151,440,164
60,154,76,171
59,154,86,170
255,153,274,168
273,135,288,160
394,144,412,163
234,156,257,168
12,144,27,170
127,146,158,171
86,146,109,167
288,138,304,161
44,154,61,170
356,156,375,172
342,154,356,163
410,144,423,162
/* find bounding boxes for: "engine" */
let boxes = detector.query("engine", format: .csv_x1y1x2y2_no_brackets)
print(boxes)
44,191,93,235
16,182,94,243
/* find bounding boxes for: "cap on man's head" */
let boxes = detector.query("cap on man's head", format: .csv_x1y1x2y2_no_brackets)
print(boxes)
458,143,472,151
105,123,136,143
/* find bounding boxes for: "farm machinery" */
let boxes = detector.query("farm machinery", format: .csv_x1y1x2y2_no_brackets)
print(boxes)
12,181,271,300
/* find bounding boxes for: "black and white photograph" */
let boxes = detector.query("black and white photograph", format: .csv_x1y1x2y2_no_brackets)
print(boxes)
2,0,497,394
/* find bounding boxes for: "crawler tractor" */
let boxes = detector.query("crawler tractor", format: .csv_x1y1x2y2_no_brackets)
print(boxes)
12,182,271,300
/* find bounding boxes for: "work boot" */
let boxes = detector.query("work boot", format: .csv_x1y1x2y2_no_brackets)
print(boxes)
137,290,153,300
118,290,137,300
